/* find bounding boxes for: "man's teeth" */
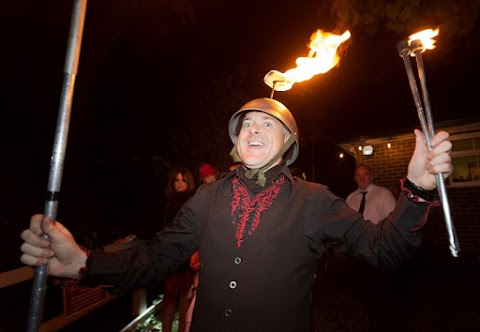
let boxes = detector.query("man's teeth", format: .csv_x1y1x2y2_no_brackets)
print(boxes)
249,141,263,146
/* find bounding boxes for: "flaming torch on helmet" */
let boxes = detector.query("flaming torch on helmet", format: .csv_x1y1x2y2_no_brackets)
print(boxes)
263,29,351,97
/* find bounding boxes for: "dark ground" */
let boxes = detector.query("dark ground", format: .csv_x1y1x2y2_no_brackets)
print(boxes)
313,248,480,332
2,246,478,332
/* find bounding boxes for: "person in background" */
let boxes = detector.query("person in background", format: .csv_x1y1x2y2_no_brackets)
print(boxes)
290,167,307,180
345,164,403,331
198,163,219,185
346,164,397,224
20,97,452,331
161,167,196,332
184,250,200,332
219,162,242,179
228,162,241,172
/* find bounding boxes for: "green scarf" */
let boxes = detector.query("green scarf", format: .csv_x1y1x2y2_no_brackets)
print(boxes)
229,135,295,187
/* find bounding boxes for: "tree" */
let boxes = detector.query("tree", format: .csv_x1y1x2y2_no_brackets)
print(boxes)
324,0,480,38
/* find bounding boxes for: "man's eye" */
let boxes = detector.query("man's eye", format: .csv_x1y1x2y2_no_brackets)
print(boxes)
243,123,252,128
265,122,273,128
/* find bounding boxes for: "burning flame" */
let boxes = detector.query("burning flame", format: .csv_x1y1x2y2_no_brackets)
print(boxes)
264,29,351,92
407,28,439,54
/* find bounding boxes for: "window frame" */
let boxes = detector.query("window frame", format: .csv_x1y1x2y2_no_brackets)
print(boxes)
447,131,480,187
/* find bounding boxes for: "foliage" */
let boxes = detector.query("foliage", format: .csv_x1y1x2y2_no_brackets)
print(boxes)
323,0,480,38
180,65,250,171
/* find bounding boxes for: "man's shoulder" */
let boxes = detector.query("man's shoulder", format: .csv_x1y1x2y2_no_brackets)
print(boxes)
190,178,230,203
370,184,396,200
371,183,391,192
295,179,331,199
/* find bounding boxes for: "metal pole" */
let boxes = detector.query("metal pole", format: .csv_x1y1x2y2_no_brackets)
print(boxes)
397,40,460,257
412,48,460,257
270,81,277,99
397,41,431,142
27,1,88,331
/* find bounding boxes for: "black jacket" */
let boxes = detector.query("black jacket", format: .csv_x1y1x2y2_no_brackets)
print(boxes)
80,165,431,331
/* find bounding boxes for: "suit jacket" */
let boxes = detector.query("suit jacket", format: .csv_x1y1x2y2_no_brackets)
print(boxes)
80,165,432,331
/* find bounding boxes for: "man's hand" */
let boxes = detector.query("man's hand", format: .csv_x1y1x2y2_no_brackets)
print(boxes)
20,214,87,279
407,129,453,191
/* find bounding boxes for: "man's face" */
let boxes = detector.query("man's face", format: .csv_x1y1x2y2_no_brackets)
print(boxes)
237,111,289,169
354,166,372,190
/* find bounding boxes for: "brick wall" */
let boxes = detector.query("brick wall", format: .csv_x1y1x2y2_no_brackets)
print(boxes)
355,136,413,199
346,134,480,256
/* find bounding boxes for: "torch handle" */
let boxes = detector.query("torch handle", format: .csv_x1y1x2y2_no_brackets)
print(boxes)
399,46,460,257
413,51,460,257
435,173,461,256
400,53,431,146
414,51,436,138
26,1,88,331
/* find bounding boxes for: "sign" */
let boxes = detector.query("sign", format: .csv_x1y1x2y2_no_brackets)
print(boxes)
63,287,109,317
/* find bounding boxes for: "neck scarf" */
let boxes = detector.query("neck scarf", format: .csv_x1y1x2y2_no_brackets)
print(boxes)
231,174,286,247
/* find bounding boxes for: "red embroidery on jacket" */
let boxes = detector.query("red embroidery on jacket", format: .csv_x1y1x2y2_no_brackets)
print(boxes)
231,176,286,247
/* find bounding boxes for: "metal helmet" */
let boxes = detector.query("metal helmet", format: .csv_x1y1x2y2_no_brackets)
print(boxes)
228,98,299,166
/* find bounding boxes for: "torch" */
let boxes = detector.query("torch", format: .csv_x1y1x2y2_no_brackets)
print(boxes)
397,29,460,257
27,1,88,331
263,29,351,97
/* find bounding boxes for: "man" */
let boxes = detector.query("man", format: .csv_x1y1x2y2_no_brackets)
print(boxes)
345,164,405,330
20,98,452,331
346,164,397,224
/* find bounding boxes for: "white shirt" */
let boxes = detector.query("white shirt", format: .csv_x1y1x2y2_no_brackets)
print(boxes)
346,183,397,224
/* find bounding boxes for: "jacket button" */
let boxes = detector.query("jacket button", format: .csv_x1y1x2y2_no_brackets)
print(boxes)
225,308,233,317
229,280,237,289
234,257,242,264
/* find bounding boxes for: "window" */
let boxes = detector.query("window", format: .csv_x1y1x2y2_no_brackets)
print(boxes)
448,132,480,187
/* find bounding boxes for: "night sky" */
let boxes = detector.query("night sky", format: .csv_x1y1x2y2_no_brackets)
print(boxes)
1,0,480,264
2,1,480,160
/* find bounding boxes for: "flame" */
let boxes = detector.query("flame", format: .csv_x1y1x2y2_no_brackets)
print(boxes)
264,29,351,91
407,28,439,54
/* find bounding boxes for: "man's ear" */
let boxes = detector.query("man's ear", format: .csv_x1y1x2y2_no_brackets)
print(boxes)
284,132,291,143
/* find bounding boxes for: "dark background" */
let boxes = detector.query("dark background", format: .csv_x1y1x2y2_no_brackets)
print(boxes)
1,0,479,269
1,1,480,331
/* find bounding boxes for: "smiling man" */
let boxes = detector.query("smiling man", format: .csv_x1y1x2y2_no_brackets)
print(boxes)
228,98,298,187
21,97,453,331
237,112,289,169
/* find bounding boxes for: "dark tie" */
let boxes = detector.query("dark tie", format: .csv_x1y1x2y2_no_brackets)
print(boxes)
358,191,367,214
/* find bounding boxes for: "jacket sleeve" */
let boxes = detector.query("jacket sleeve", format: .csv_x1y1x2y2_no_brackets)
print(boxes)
308,184,432,268
79,194,200,293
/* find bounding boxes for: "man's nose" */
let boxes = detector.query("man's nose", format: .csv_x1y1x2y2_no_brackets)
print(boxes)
249,124,260,134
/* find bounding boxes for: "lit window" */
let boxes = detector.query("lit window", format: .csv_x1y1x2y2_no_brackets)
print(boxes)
448,132,480,187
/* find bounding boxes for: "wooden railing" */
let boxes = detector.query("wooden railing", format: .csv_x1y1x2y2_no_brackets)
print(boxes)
0,267,147,332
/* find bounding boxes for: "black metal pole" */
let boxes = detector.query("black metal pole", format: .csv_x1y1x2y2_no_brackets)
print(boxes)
27,1,88,331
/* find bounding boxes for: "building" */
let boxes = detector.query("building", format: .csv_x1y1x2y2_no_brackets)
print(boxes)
336,117,480,259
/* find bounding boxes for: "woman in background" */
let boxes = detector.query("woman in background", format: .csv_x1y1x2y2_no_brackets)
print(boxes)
162,167,196,332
